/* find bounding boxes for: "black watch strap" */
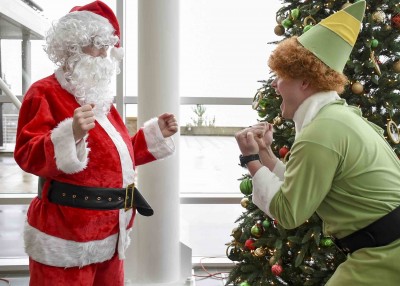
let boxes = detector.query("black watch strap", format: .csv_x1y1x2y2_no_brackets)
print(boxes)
239,154,260,167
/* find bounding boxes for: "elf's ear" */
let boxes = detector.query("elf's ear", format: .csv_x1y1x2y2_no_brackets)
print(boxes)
300,79,311,90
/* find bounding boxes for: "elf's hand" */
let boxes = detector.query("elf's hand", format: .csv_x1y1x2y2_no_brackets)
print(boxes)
235,128,259,156
158,113,178,138
72,104,95,141
251,122,274,151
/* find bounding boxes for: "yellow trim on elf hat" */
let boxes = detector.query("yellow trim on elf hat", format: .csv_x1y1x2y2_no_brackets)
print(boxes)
298,0,366,73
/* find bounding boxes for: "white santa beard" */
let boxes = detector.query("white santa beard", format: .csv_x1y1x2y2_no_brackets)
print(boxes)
67,54,117,116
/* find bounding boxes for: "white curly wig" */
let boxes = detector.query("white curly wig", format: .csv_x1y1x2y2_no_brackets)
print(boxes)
44,11,120,71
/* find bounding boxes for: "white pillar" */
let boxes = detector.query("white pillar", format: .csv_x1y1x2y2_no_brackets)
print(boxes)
125,0,181,285
21,37,31,94
115,0,126,119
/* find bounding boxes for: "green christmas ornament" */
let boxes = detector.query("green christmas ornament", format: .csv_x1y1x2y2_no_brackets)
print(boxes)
282,18,293,29
262,219,271,229
291,8,300,20
240,282,251,286
257,110,267,118
251,224,262,237
370,39,379,48
258,98,267,109
239,178,253,195
321,237,334,247
303,24,313,33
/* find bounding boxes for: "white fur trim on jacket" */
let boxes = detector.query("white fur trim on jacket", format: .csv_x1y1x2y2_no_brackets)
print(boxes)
273,160,286,181
51,118,89,174
143,118,175,159
95,114,135,187
24,222,118,268
252,166,283,218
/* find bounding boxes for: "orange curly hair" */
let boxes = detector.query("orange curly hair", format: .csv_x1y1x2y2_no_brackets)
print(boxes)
268,37,348,94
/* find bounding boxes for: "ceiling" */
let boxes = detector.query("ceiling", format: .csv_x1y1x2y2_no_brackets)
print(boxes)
0,0,48,40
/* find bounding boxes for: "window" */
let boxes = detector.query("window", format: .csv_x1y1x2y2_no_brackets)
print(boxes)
0,0,280,263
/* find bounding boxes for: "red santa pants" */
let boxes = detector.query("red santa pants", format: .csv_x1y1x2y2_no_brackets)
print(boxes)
29,253,124,286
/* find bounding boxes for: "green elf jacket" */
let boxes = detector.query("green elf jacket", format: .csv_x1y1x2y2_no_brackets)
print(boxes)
252,91,400,285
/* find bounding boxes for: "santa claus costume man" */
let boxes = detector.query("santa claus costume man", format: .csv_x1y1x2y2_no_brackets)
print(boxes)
14,1,178,285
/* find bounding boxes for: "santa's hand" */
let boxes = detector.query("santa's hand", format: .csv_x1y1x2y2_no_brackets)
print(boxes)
72,104,96,141
158,113,178,138
235,129,259,155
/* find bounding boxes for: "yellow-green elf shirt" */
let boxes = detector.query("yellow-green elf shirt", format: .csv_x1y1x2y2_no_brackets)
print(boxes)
252,91,400,285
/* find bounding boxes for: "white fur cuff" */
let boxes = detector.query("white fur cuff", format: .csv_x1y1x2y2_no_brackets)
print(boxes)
143,118,175,159
50,118,89,174
273,160,286,180
252,166,282,218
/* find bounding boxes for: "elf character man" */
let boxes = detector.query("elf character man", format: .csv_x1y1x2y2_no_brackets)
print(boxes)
14,1,178,285
236,1,400,284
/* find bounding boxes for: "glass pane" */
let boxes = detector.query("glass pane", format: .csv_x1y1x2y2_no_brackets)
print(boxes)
181,104,256,128
1,40,22,95
180,135,246,194
181,204,243,257
180,0,281,98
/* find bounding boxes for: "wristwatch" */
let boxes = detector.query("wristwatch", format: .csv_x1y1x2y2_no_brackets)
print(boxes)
239,154,260,167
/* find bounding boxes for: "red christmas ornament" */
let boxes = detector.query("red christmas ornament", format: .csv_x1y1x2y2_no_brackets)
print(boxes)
271,264,283,276
392,14,400,30
244,238,256,250
278,146,289,158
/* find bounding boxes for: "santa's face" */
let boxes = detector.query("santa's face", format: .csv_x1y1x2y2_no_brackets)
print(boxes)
67,44,119,116
81,35,111,58
82,44,109,58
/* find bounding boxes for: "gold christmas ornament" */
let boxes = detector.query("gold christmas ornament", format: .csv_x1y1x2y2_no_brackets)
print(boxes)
303,15,316,27
370,51,381,76
393,60,400,73
384,24,392,31
253,247,267,257
302,15,316,34
273,116,283,126
240,197,250,208
231,227,242,240
252,88,266,110
274,24,285,36
372,10,385,23
351,82,364,94
387,120,400,144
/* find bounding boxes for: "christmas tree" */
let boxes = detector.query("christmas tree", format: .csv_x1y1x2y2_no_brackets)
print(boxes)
227,1,400,285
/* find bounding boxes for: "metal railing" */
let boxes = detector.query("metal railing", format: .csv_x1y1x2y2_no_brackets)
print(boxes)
2,114,18,144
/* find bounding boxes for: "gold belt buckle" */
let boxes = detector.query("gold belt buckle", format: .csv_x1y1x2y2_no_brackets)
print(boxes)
124,183,135,212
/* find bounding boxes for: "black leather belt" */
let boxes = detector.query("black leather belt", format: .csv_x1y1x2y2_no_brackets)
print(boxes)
333,205,400,254
39,180,153,216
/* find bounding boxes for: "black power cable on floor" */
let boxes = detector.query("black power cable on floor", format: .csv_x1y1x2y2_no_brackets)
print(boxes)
0,278,10,286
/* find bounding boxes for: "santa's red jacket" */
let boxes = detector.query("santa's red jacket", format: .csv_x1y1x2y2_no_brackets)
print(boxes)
14,69,175,268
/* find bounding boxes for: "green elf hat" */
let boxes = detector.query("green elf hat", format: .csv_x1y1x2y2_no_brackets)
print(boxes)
297,0,366,73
